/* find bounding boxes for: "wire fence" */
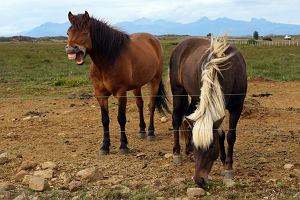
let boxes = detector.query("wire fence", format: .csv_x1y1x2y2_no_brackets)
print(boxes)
228,39,300,47
0,93,257,100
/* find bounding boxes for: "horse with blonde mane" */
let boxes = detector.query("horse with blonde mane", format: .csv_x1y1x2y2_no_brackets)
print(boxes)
169,36,247,188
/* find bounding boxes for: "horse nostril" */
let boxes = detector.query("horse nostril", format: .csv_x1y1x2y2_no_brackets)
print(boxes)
195,177,208,189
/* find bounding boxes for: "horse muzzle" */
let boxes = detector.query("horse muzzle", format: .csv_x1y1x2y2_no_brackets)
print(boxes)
65,45,86,65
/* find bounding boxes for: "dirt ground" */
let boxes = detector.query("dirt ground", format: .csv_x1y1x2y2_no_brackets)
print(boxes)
0,80,300,199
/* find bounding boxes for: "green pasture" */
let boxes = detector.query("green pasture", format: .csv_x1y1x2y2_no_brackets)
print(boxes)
0,40,299,98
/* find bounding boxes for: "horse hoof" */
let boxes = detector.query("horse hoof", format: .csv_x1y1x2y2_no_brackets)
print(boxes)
148,135,155,141
224,170,234,179
98,149,109,156
173,155,182,165
119,148,129,155
138,132,147,139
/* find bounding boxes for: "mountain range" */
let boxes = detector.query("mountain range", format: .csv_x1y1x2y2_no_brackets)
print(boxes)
19,17,300,37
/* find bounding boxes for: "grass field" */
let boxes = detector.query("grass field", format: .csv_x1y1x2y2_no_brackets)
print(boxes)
0,39,299,98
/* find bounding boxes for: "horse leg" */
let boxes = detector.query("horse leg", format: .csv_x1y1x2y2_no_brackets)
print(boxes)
97,96,110,155
133,88,146,139
184,99,197,156
224,104,243,179
148,78,160,141
219,129,226,166
172,87,188,164
117,91,129,154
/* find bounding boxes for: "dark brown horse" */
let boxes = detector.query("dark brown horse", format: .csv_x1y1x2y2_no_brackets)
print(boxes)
169,37,247,188
66,11,169,155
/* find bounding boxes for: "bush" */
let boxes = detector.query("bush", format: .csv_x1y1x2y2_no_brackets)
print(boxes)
263,37,272,41
253,31,259,40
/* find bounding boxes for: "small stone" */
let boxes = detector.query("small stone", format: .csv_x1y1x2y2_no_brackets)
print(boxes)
284,164,294,170
136,153,146,158
28,176,49,191
41,161,57,170
187,187,206,198
160,116,168,123
76,167,103,182
258,157,268,164
33,169,54,179
164,153,173,159
19,161,37,170
292,169,300,178
173,177,185,184
293,192,300,199
156,197,165,200
72,196,81,200
0,182,15,191
22,116,38,121
13,192,28,200
0,153,9,165
68,181,82,192
22,175,34,185
223,178,236,187
14,170,28,182
59,172,72,184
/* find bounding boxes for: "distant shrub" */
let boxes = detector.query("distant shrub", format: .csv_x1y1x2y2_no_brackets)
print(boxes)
253,31,259,40
263,37,272,41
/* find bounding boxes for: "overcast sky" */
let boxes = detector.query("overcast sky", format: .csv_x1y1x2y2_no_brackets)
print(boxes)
0,0,299,36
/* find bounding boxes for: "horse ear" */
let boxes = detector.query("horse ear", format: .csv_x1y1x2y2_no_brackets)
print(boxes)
68,11,75,24
84,11,90,20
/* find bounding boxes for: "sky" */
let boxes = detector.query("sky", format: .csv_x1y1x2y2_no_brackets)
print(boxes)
0,0,299,36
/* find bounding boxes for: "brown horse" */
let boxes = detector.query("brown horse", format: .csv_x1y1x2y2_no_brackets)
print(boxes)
65,11,169,155
169,37,247,188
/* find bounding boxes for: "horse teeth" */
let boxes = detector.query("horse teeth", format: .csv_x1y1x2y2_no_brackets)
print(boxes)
68,54,76,60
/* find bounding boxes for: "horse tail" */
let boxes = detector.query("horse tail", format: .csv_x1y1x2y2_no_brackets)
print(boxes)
156,80,171,115
187,36,234,149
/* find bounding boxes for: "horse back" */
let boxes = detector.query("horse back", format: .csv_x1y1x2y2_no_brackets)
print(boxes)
170,37,247,106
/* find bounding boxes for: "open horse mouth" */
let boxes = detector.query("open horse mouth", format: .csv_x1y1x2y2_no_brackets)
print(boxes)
66,45,86,65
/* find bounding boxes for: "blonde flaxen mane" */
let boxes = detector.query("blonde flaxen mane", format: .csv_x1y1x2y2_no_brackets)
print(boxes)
187,36,234,149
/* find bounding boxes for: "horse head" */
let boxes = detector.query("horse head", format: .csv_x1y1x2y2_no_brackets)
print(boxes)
66,11,92,65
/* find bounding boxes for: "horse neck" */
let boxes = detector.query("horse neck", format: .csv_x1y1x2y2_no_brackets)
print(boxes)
88,19,129,67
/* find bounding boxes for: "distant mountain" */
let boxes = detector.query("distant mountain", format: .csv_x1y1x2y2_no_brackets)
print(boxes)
20,22,70,37
19,17,300,37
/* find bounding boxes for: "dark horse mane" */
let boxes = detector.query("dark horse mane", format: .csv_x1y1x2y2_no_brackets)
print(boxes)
89,17,130,64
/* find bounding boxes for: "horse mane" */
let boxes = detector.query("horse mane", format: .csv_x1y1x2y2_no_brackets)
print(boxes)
89,18,130,64
187,36,234,149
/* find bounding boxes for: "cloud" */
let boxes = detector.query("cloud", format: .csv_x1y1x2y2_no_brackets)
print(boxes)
0,0,299,36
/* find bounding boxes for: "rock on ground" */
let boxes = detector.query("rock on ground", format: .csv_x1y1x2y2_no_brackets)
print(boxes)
76,167,103,182
164,153,173,159
28,176,49,192
0,182,15,191
33,169,54,179
187,188,206,198
0,153,9,165
41,161,57,170
22,175,34,185
14,170,29,182
284,163,294,170
160,116,168,123
13,192,28,200
68,181,82,192
59,172,72,184
223,178,236,187
19,161,37,170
